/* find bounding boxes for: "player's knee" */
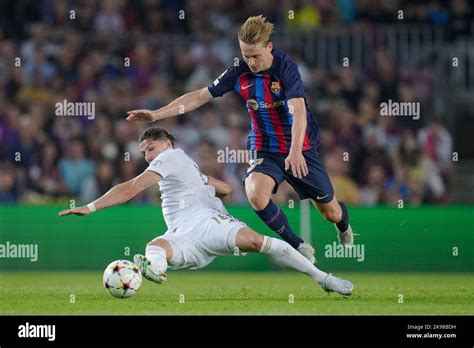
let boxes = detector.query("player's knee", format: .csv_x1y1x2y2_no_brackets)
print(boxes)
147,238,167,250
236,229,264,252
147,239,159,247
147,238,173,260
246,189,269,210
322,208,342,223
247,235,263,252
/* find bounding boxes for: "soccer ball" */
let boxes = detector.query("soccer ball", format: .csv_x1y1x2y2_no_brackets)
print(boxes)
103,260,142,298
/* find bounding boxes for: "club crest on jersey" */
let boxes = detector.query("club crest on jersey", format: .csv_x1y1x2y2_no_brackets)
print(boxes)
271,81,281,95
246,99,259,111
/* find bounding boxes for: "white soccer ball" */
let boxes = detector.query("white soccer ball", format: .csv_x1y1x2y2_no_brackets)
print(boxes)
103,260,142,298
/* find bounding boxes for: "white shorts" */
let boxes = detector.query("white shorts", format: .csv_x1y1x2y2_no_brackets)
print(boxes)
158,208,247,270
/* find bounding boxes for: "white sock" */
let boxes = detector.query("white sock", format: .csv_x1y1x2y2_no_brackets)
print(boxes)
145,245,168,274
260,236,327,283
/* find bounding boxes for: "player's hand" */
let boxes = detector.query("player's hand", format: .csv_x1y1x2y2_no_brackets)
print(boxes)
58,206,91,217
126,109,156,122
285,150,308,179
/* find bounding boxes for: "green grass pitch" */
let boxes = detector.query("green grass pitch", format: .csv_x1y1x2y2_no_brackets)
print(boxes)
0,271,473,315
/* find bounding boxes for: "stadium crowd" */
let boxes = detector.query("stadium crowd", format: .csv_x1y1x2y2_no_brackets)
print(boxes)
1,0,469,205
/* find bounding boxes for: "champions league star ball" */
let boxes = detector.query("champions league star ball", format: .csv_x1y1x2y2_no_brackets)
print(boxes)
103,260,142,298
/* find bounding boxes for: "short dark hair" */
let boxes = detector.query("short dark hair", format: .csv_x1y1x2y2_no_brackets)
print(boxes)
138,127,176,146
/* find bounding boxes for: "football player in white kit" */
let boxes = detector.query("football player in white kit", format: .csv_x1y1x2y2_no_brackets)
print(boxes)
59,127,353,296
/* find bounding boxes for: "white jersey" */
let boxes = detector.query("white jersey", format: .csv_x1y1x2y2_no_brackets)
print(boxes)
145,148,227,230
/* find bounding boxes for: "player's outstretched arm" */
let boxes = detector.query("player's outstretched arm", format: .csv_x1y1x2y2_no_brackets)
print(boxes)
58,171,162,217
126,87,213,122
207,176,232,198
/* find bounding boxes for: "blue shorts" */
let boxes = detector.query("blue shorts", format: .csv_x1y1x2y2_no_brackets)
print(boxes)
243,148,334,203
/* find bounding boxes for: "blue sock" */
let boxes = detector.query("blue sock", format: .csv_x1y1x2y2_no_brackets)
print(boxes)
254,200,303,249
336,200,349,232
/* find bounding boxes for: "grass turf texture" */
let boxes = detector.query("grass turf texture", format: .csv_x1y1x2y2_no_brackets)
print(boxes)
0,272,473,315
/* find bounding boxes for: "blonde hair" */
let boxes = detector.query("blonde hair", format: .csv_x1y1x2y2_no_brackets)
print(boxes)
238,15,274,45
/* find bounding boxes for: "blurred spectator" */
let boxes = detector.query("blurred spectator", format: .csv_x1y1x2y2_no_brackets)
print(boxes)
0,0,462,207
95,0,125,35
58,138,96,202
29,141,66,197
0,164,19,202
360,163,388,206
93,161,118,196
418,118,454,199
24,48,56,84
324,147,360,204
201,107,229,148
7,116,41,169
448,0,472,40
286,0,321,28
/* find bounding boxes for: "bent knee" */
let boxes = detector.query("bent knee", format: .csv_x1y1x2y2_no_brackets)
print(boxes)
248,235,263,251
245,175,273,211
247,194,269,211
245,188,270,210
236,229,264,252
147,238,165,248
322,208,342,223
147,238,173,258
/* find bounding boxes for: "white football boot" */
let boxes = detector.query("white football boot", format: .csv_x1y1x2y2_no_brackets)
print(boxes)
320,274,353,296
133,254,167,284
335,224,356,248
297,242,316,264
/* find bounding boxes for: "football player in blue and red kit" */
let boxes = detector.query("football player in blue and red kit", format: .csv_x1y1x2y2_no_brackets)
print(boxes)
126,15,355,264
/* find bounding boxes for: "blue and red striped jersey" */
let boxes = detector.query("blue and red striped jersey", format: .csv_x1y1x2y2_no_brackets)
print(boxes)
208,49,320,154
